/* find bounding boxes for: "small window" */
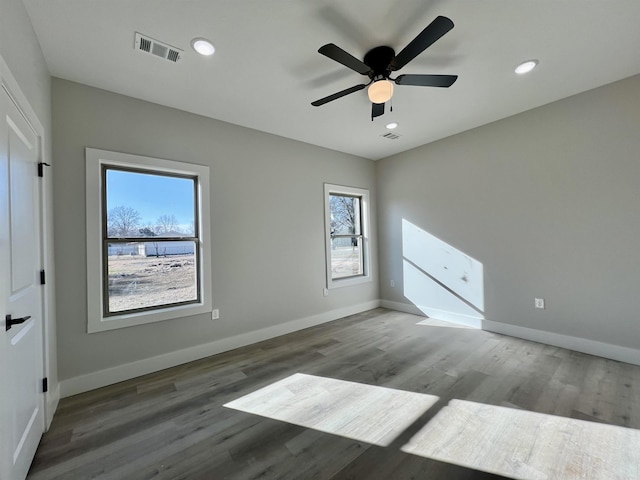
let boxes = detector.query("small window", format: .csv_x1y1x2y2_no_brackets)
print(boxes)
324,183,370,288
86,149,211,332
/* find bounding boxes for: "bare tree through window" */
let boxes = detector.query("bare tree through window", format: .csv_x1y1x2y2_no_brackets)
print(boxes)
156,214,180,235
107,205,141,237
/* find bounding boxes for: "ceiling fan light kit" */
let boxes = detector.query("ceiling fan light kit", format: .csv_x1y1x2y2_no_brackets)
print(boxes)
368,79,394,103
311,15,458,119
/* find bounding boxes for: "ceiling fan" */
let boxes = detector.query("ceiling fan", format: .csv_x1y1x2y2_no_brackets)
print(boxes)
311,16,458,120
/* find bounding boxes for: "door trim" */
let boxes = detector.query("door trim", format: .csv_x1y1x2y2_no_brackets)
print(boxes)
0,54,58,428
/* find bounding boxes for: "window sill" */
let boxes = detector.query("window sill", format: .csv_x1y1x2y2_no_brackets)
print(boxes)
327,274,372,290
87,302,211,333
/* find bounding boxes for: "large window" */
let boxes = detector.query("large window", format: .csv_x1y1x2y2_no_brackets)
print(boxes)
103,167,199,315
86,149,211,332
324,183,370,289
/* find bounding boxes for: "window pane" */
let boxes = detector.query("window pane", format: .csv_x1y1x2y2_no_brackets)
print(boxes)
107,242,197,313
330,236,363,279
106,169,195,238
330,195,361,235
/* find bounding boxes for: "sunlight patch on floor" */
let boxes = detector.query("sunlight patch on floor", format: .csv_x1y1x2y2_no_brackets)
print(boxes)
224,373,439,447
402,399,640,480
416,317,477,329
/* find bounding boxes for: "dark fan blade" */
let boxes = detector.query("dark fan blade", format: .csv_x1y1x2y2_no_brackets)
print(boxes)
318,44,372,75
372,102,384,119
393,16,454,70
311,84,367,107
395,74,458,87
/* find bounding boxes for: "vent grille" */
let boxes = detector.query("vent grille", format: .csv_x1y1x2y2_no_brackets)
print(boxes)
167,49,180,63
134,32,182,63
139,37,151,53
381,132,401,140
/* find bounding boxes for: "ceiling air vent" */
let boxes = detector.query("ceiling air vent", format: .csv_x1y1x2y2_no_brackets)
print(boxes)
381,132,401,140
134,32,182,63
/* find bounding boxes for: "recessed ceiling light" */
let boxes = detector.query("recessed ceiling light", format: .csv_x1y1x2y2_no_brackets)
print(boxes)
191,38,215,56
385,122,399,130
515,59,538,75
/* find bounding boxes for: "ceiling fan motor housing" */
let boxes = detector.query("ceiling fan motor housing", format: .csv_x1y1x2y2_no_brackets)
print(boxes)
363,46,395,79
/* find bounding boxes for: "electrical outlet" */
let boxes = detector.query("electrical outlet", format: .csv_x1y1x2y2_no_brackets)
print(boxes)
390,279,395,288
323,288,329,297
212,309,220,320
534,298,545,309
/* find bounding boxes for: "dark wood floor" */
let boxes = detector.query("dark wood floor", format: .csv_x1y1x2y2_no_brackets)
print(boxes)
28,309,640,479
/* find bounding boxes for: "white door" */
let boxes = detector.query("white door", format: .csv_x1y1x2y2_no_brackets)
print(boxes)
0,85,45,480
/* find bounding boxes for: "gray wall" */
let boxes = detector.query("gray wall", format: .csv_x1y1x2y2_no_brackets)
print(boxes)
52,78,378,382
1,0,57,393
0,0,50,123
377,74,640,350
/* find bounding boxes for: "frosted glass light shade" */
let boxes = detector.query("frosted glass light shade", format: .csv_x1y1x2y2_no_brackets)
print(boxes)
368,80,394,103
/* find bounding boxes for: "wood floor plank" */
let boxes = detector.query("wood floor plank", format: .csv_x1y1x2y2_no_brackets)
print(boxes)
28,308,640,479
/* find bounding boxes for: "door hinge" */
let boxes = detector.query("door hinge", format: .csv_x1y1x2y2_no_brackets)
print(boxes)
40,270,46,285
37,162,51,178
42,377,48,393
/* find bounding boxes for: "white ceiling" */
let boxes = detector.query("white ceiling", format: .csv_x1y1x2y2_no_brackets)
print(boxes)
23,0,640,160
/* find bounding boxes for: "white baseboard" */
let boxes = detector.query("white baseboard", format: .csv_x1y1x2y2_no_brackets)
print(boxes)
483,319,640,366
418,307,483,329
60,299,639,398
381,300,483,328
380,300,425,316
381,300,640,366
60,300,381,398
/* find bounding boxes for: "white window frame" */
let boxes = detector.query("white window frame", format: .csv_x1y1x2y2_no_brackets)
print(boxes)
324,183,371,289
86,148,212,333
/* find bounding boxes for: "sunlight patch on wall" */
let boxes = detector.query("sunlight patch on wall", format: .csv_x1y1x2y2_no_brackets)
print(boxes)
402,399,640,480
402,219,484,326
224,373,439,447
